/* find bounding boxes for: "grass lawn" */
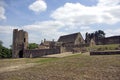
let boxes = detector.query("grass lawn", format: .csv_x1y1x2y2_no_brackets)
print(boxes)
0,54,120,80
86,44,120,51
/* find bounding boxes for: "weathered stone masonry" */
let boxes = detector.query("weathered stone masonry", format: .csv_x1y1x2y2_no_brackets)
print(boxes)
90,50,120,55
24,48,60,58
12,29,28,58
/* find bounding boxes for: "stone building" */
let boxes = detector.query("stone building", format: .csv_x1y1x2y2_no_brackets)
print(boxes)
58,32,85,52
39,39,55,49
58,32,85,47
90,39,96,47
12,29,28,58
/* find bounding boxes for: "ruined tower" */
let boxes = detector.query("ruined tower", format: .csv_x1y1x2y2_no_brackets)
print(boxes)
12,29,28,58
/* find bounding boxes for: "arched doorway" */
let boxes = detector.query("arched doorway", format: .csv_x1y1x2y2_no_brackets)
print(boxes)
19,50,23,58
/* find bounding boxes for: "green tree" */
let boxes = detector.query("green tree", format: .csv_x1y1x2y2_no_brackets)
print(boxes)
0,40,12,58
97,30,105,39
28,43,38,49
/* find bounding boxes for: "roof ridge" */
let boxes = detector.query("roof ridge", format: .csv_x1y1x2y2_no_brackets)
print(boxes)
60,32,80,37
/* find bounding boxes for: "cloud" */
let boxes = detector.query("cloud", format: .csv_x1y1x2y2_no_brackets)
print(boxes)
0,26,18,48
1,0,120,48
23,20,66,42
51,0,120,27
29,0,47,13
0,21,66,47
105,29,120,37
97,0,120,6
0,6,6,20
0,26,17,34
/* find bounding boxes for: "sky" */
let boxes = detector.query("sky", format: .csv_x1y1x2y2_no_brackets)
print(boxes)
0,0,120,48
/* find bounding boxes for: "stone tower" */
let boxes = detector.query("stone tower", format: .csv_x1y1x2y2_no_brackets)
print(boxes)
12,29,28,58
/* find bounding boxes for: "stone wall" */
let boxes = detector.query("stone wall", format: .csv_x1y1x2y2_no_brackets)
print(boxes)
24,48,60,58
90,50,120,55
97,36,120,45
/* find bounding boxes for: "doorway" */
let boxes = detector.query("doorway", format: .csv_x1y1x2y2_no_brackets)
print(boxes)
19,50,23,58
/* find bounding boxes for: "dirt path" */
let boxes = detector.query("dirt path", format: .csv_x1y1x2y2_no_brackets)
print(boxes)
0,63,36,73
42,52,82,58
43,52,90,58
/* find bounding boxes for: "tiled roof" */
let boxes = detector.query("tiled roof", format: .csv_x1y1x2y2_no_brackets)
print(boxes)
58,32,82,43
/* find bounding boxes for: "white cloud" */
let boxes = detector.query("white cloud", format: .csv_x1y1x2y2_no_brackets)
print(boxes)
29,0,47,13
0,21,66,47
0,26,17,34
97,0,120,6
23,20,64,31
80,26,90,30
105,29,120,37
23,20,66,42
51,0,120,27
0,6,6,20
0,26,18,48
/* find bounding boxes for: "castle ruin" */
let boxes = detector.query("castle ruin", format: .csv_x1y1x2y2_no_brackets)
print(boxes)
12,29,120,58
12,29,86,58
12,29,28,58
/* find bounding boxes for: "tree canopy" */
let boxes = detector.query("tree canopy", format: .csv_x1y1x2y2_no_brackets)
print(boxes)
28,43,38,49
0,40,12,58
85,30,105,43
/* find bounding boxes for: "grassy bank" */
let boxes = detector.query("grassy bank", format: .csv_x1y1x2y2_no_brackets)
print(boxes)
86,44,120,51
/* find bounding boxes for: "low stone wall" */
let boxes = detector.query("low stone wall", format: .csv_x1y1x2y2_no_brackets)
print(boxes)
90,50,120,55
24,48,60,58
